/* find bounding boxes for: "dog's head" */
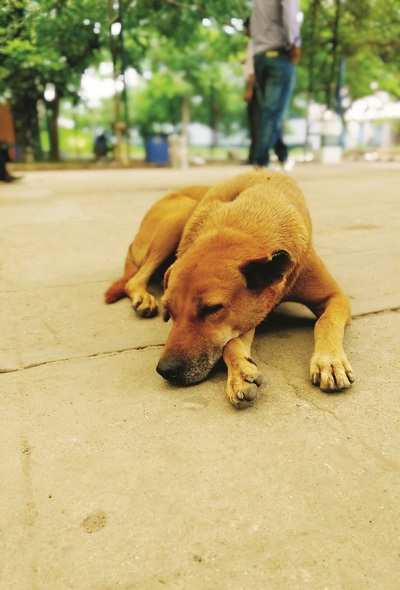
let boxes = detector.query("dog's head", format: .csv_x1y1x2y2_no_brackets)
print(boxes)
156,231,294,385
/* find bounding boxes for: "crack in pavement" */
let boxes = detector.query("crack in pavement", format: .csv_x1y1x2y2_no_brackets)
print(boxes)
0,279,110,294
0,342,164,375
285,377,400,473
255,355,400,474
286,378,340,420
3,327,400,473
352,305,400,319
1,305,398,376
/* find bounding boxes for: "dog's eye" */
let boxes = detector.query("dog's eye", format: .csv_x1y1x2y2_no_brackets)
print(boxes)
199,303,224,318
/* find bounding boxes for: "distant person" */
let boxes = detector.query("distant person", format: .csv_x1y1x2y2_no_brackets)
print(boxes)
0,103,20,182
93,132,109,161
250,0,301,168
243,17,291,167
0,141,20,183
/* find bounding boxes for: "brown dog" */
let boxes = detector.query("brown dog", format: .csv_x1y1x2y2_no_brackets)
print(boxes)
105,170,354,408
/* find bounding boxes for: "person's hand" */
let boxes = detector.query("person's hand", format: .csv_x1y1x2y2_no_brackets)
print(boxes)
244,88,253,103
291,46,301,64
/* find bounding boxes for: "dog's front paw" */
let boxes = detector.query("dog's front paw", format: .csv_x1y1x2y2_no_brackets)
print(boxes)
130,290,158,318
226,357,264,409
310,352,354,392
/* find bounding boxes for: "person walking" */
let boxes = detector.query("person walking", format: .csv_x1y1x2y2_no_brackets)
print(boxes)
244,16,293,167
251,0,301,168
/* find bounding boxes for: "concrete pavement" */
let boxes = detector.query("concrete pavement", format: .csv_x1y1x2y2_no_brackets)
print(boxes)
1,163,399,589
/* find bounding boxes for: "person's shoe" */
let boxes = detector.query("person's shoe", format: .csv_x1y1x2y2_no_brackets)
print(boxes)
3,175,22,183
268,163,281,171
280,158,295,172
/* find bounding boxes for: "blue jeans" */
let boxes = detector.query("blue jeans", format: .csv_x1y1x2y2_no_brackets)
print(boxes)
247,95,289,164
254,53,296,166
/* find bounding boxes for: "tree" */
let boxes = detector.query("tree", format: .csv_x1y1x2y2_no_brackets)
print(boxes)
31,0,105,160
2,0,400,161
109,0,248,155
1,0,249,159
0,0,105,160
0,1,57,159
300,0,400,106
130,19,246,148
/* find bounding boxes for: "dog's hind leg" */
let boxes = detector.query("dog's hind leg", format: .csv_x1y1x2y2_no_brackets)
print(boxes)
105,188,207,314
223,329,264,409
125,196,200,317
124,237,174,318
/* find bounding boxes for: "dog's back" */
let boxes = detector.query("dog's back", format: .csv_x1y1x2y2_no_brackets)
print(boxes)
106,170,354,404
178,170,312,264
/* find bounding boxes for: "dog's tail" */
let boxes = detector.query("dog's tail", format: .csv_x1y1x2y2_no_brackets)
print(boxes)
104,278,127,304
104,259,137,304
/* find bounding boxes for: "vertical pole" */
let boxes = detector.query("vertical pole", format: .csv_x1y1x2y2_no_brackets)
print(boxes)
119,0,130,159
180,95,189,168
336,57,346,148
209,83,217,157
304,0,321,155
329,0,341,111
108,0,125,163
119,0,130,132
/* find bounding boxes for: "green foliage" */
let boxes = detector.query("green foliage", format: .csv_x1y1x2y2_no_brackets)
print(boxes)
0,0,106,158
1,0,400,159
0,0,105,100
130,20,247,137
300,0,400,107
132,73,189,136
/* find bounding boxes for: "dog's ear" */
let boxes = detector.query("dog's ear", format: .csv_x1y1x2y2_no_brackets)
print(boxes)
162,265,174,321
240,250,292,290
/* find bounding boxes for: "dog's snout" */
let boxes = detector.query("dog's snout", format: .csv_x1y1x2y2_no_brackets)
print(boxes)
156,358,185,382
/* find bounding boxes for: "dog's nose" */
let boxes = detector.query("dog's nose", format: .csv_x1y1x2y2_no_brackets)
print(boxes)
156,358,184,382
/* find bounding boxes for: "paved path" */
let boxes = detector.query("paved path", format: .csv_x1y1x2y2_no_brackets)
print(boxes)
1,163,399,589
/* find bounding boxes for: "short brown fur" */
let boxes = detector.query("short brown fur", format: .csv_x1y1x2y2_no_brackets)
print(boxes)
106,171,354,408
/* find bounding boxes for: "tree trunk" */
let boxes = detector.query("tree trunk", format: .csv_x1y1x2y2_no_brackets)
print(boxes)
12,96,42,162
209,84,220,155
335,57,347,148
45,96,60,161
31,105,43,161
328,0,341,110
180,95,190,168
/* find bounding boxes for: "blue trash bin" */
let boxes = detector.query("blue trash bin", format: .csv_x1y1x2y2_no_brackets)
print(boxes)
145,134,169,165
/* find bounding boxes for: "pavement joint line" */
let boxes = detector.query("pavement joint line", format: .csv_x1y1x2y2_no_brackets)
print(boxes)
2,303,398,375
0,342,164,375
352,305,400,319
